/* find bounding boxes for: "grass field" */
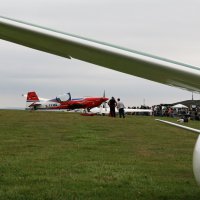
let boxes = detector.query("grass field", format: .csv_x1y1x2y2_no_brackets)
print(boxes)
0,110,199,200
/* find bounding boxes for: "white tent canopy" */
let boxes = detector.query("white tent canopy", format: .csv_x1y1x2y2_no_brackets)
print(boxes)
172,104,188,109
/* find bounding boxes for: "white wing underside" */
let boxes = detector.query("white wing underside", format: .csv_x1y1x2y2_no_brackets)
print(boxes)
0,16,199,92
155,119,200,134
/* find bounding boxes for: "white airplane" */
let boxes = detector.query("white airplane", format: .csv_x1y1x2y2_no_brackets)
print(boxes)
0,16,200,184
90,103,152,115
90,103,116,115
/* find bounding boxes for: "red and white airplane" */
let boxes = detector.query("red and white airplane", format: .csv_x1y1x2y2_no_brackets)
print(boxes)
25,91,108,110
0,16,200,185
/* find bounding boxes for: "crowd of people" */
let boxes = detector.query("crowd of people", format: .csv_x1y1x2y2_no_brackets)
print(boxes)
152,104,200,121
107,97,200,121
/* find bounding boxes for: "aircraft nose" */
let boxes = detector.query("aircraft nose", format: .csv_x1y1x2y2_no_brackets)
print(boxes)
102,97,109,102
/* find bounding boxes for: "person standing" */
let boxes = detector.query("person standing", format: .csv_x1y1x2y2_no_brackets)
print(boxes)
117,98,125,118
108,97,117,117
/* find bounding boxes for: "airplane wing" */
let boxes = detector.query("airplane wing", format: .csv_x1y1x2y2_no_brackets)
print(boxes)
29,102,41,107
125,108,152,113
155,119,200,134
0,16,200,92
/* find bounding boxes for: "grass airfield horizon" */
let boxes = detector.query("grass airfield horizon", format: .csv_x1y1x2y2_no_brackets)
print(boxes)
0,110,200,200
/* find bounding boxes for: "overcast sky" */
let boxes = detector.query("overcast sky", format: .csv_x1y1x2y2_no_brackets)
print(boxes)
0,0,200,108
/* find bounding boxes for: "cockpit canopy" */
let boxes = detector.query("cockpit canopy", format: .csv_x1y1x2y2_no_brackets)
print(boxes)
56,93,71,102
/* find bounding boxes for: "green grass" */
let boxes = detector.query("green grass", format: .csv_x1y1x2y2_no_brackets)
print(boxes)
0,110,199,200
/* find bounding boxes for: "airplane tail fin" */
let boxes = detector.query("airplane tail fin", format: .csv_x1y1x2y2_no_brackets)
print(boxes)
102,90,108,108
27,91,39,102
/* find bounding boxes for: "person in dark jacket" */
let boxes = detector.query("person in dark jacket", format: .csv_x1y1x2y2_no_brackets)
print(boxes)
108,97,117,117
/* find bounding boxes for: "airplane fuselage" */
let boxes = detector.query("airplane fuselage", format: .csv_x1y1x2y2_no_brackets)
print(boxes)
28,96,108,110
